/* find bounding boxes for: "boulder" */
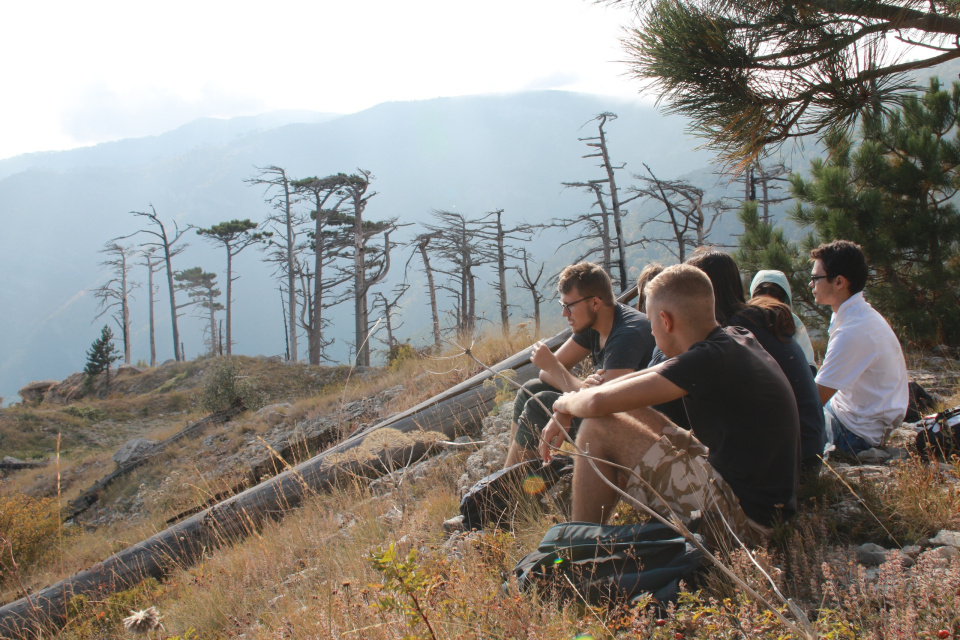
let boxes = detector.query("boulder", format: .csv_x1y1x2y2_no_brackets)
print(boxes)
857,448,891,464
18,380,58,403
115,364,146,378
856,542,888,566
930,529,960,550
113,438,159,466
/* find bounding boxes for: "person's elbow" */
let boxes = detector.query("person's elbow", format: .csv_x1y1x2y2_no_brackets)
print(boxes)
817,384,837,405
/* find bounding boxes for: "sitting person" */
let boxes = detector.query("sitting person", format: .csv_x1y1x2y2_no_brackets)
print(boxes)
637,262,690,430
504,261,656,467
686,250,826,479
543,264,800,547
749,269,817,370
810,240,908,454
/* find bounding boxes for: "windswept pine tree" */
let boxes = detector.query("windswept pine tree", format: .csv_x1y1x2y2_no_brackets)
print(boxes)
84,325,121,392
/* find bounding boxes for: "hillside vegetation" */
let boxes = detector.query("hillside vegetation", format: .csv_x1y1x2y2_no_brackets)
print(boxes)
2,334,960,639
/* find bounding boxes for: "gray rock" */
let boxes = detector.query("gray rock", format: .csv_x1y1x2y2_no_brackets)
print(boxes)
901,544,923,559
856,542,889,566
884,447,909,461
857,448,891,464
113,438,158,466
115,364,146,377
919,545,960,563
256,402,292,418
930,529,960,549
891,549,916,568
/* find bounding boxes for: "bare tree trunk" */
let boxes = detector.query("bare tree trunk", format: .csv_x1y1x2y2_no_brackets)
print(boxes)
225,248,234,355
416,238,442,351
148,263,156,367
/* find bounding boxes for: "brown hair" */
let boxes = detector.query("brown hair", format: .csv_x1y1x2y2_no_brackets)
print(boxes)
736,296,796,342
684,248,746,325
636,262,665,313
558,262,615,305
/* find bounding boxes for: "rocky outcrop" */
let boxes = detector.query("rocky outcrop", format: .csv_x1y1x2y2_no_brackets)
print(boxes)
18,380,58,403
44,372,87,404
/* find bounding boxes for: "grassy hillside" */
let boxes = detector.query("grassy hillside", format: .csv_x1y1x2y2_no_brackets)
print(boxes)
2,333,960,639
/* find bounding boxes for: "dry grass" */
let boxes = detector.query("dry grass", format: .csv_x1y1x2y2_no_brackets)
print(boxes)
3,332,960,639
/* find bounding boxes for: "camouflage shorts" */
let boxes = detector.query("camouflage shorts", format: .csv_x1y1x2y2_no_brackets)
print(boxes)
624,424,771,547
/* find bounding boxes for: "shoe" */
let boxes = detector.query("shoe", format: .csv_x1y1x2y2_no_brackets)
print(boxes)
442,514,465,533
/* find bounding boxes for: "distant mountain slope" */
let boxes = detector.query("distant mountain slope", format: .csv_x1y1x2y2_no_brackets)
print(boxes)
0,91,722,405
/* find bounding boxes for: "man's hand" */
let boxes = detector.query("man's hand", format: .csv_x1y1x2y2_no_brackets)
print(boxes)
530,340,559,372
540,407,573,462
582,368,605,388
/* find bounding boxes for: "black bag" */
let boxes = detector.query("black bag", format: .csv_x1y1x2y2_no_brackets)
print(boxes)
459,456,573,530
512,520,703,606
915,406,960,462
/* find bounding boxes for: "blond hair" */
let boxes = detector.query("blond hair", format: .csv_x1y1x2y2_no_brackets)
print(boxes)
644,264,716,326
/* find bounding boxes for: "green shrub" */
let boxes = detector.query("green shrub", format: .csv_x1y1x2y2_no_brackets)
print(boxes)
198,358,266,414
62,405,106,422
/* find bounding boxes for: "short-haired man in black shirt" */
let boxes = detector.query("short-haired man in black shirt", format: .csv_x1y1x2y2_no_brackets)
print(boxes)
544,264,800,546
504,261,656,467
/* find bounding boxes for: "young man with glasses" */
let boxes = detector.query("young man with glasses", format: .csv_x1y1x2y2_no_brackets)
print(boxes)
503,261,656,467
810,240,908,455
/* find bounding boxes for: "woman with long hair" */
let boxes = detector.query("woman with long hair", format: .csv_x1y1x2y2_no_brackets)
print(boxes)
685,249,826,481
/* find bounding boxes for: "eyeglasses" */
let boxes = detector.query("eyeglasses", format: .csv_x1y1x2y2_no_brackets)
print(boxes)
810,274,831,283
559,296,594,314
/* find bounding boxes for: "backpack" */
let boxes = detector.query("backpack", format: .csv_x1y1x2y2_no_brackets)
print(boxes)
915,406,960,462
459,456,574,530
512,520,703,607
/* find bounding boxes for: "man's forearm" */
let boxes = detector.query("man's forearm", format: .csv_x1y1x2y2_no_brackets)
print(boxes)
554,370,685,418
539,366,582,393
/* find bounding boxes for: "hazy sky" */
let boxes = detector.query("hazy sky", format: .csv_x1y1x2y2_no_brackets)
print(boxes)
0,0,644,160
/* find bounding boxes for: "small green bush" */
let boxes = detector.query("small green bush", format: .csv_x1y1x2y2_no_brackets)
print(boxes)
198,358,266,414
62,405,106,422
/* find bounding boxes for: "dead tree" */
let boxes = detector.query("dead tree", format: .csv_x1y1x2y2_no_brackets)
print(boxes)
559,113,641,289
123,205,190,362
735,161,792,224
371,282,410,352
407,232,443,352
291,175,353,365
196,220,269,355
337,171,396,367
633,164,724,262
515,248,547,336
140,248,163,367
93,242,138,364
0,285,642,640
475,209,532,337
247,166,304,362
424,210,490,336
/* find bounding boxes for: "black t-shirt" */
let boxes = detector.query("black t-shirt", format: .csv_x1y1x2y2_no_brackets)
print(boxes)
654,327,800,526
572,303,656,372
729,312,827,470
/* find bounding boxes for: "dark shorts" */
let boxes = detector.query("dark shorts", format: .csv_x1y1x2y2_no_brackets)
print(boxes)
512,380,582,449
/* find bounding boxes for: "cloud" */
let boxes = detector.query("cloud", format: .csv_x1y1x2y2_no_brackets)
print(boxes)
60,83,265,144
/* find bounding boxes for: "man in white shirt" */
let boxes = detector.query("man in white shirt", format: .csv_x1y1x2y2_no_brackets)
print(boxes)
810,240,909,454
